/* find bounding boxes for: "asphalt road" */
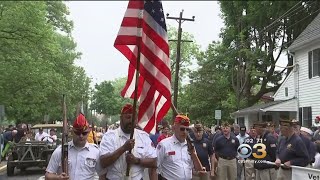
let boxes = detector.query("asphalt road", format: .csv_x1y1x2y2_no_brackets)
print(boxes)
0,167,44,180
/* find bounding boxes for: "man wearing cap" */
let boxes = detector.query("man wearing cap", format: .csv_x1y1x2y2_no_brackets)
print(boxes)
275,120,309,180
45,113,101,180
236,125,249,180
212,122,240,180
292,119,316,167
253,122,277,180
243,126,257,180
192,122,214,180
99,103,157,180
157,114,203,180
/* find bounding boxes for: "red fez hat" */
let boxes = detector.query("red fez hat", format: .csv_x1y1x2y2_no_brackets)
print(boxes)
174,115,190,126
121,103,134,114
73,113,90,132
315,116,320,123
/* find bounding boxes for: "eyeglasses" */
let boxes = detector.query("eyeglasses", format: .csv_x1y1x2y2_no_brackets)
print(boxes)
74,131,89,136
180,127,190,132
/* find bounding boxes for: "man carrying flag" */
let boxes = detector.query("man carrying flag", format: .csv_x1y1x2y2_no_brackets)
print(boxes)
99,104,157,179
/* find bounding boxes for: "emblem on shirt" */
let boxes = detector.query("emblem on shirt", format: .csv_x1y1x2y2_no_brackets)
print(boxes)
287,144,292,149
203,143,207,148
85,158,96,167
231,139,235,143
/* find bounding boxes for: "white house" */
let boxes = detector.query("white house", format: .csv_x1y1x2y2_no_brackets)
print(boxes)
232,12,320,128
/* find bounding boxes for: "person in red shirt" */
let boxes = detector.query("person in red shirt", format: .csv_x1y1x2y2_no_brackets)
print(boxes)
157,124,171,143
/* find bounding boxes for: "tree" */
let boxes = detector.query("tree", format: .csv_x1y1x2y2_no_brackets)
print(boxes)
0,2,90,123
219,1,320,108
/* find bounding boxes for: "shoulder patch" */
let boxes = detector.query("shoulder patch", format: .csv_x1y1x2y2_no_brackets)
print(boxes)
157,144,161,150
151,142,155,147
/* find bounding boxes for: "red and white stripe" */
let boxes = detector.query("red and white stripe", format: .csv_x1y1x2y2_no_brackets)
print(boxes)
114,0,171,134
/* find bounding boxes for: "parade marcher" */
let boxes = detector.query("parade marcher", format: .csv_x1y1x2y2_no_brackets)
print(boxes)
313,141,320,169
35,127,49,141
87,125,97,144
292,119,316,167
1,130,18,159
157,114,204,180
313,116,320,142
212,122,240,180
192,123,214,180
236,125,249,180
232,124,240,136
300,127,313,140
45,113,101,180
150,124,161,147
275,119,309,180
243,126,257,180
266,122,279,140
99,103,157,180
253,122,277,180
157,124,171,144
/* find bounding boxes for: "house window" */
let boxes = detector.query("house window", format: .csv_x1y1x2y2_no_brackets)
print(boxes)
308,48,320,78
237,117,245,126
299,107,312,127
285,87,288,97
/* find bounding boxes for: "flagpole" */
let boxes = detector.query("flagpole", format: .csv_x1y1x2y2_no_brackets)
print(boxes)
126,37,142,178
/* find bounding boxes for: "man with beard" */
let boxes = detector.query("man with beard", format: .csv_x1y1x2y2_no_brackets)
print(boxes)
275,120,309,180
99,103,157,180
157,115,203,180
45,113,101,180
212,122,240,180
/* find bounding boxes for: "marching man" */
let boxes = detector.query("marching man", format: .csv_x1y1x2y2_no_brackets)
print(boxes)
99,104,157,180
45,113,101,180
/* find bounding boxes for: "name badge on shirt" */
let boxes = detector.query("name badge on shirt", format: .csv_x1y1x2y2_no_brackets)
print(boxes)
85,158,96,167
203,143,207,148
231,139,235,143
168,151,175,156
287,144,292,149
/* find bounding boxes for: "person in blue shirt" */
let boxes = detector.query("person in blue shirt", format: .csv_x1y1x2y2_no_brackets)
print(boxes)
275,119,309,180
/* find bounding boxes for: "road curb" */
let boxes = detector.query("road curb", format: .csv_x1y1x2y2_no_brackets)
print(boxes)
0,165,7,172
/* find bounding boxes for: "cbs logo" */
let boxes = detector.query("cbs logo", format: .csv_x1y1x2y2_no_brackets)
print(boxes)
237,143,267,159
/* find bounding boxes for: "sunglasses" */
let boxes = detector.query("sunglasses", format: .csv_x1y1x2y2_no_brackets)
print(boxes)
74,131,89,136
180,127,190,132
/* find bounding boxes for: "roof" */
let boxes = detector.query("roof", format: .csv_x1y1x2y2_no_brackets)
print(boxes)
289,12,320,52
232,99,295,116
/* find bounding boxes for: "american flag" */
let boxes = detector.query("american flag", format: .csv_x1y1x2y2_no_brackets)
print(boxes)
114,0,171,134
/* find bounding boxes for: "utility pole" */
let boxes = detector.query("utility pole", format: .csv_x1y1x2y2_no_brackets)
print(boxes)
166,10,195,119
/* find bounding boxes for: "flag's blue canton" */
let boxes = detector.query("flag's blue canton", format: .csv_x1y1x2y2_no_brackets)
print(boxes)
144,0,167,31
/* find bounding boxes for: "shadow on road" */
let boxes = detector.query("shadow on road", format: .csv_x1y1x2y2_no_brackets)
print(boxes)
0,168,45,180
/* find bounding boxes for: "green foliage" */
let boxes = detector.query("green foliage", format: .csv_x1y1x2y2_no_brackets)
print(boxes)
0,1,90,124
90,77,131,117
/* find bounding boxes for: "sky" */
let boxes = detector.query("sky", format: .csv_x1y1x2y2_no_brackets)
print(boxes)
66,1,223,85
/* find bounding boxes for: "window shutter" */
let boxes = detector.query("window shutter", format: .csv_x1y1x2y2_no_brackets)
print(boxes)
309,51,312,79
316,49,320,76
299,107,302,126
308,106,312,128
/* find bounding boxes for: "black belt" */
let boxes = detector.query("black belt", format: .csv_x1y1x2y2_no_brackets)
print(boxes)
220,156,236,160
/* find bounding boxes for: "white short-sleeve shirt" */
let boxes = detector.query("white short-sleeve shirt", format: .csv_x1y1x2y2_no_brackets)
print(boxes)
157,135,193,180
46,141,101,180
100,128,156,180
